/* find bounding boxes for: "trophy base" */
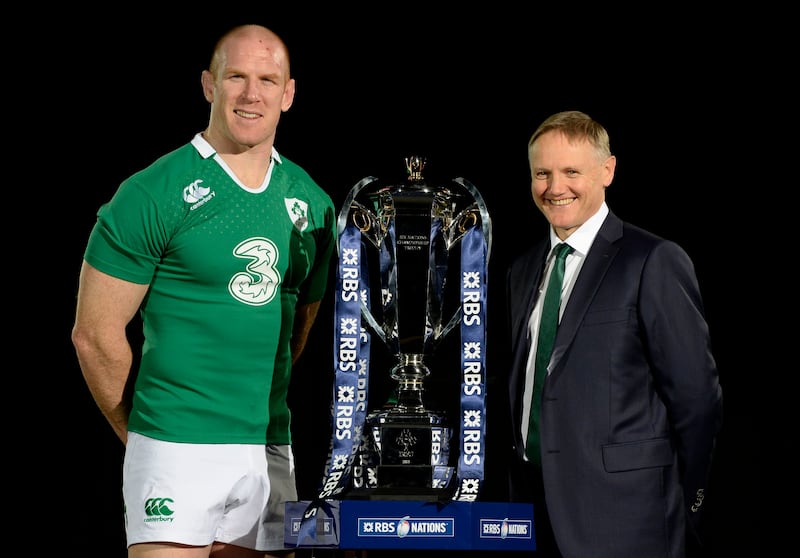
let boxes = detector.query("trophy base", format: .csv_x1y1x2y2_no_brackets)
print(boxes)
347,463,456,501
349,407,455,499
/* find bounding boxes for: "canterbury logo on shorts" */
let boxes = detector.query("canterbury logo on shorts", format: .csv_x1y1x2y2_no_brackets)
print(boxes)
144,497,175,521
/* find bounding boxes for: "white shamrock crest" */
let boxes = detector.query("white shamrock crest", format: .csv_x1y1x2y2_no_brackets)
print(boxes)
284,198,309,232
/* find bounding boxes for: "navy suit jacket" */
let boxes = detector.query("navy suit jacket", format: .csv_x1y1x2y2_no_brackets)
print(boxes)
505,210,722,558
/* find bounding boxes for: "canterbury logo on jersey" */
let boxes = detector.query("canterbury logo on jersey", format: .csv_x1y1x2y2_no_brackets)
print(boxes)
285,197,309,232
183,179,216,210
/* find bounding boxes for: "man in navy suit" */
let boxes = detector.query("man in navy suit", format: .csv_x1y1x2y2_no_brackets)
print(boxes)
503,110,723,557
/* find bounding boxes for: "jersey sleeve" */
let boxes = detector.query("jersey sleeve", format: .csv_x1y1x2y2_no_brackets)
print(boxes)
83,177,167,285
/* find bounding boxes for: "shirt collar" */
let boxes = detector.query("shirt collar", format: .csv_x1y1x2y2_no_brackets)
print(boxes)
190,132,281,164
548,201,608,257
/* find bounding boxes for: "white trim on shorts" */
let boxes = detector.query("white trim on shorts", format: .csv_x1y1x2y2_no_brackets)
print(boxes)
123,432,296,551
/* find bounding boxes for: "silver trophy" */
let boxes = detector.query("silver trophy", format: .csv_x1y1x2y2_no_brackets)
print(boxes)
333,156,492,499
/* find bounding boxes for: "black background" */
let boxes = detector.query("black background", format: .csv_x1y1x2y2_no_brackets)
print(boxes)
44,7,787,556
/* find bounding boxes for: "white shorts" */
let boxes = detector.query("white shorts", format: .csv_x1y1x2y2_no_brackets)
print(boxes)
123,432,297,551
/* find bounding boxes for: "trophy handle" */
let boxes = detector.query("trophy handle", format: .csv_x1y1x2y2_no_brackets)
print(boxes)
451,177,492,257
425,177,492,349
337,175,397,349
337,176,380,248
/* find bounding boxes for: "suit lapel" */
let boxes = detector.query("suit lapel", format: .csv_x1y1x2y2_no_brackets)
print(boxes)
508,242,548,420
510,244,548,352
548,212,623,377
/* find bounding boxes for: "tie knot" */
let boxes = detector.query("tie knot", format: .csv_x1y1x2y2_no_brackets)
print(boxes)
553,242,573,261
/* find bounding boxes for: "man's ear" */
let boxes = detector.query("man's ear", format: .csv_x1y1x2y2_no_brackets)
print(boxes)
201,70,215,103
281,78,296,113
603,155,617,187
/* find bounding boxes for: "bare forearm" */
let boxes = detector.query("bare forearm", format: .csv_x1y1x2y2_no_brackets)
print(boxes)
72,261,148,445
73,334,134,445
73,322,133,444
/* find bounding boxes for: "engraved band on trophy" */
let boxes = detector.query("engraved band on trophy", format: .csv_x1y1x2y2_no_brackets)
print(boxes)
324,155,492,501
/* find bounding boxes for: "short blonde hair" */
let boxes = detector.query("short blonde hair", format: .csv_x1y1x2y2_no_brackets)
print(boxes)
528,110,612,161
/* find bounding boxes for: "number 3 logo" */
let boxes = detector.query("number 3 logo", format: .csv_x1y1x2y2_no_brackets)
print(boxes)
228,237,281,305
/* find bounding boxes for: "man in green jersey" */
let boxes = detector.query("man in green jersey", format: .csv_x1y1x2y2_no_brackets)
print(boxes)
72,24,336,558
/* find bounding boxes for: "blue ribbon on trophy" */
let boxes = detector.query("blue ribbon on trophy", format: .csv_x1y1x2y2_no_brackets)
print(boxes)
298,157,491,543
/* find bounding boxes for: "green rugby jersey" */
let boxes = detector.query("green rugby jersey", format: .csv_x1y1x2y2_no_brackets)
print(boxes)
85,134,336,444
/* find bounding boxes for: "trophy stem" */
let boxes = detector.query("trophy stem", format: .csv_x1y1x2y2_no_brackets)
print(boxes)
390,353,430,413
